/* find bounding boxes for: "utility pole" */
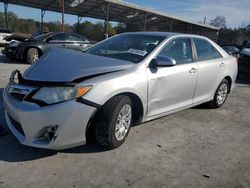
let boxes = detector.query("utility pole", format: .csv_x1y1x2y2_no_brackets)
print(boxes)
4,3,8,29
59,0,65,32
41,9,46,32
203,17,206,24
62,0,64,32
105,2,110,38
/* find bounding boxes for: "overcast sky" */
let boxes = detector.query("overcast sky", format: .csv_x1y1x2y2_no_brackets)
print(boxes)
0,0,249,28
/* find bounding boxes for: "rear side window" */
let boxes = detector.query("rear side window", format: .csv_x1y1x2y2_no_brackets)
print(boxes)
158,38,193,64
194,38,222,61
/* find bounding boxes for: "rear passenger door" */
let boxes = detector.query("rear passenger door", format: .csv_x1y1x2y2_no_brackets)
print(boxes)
192,38,224,103
147,37,198,117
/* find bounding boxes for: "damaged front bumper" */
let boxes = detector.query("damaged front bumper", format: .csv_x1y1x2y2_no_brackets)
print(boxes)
3,87,96,150
3,70,98,150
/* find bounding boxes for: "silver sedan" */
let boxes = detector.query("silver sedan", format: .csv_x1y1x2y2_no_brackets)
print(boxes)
3,32,238,150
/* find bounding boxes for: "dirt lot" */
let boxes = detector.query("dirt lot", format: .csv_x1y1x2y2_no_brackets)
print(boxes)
0,54,250,188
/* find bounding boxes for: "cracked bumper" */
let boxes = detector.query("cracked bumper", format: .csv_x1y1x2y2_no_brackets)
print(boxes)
3,88,96,150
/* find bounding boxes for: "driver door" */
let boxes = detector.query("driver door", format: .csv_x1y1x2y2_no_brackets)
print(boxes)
46,33,67,48
147,37,198,118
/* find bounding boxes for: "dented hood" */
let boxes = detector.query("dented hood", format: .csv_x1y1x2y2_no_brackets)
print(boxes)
23,48,134,82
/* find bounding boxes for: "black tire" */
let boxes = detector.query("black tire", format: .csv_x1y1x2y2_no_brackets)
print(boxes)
209,79,229,108
95,95,133,149
26,48,39,64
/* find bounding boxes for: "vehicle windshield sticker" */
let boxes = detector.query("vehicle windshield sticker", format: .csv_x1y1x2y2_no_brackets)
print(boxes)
127,48,147,56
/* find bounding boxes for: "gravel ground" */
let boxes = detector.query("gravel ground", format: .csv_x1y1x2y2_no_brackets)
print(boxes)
0,53,250,188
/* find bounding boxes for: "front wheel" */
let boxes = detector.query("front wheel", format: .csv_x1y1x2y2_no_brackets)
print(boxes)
26,48,39,64
95,95,133,149
209,79,229,108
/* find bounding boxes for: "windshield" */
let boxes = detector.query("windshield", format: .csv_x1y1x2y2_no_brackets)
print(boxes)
86,34,165,63
34,32,53,41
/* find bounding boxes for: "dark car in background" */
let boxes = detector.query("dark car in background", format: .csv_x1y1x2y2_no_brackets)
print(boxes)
239,42,250,65
222,46,240,57
2,32,94,64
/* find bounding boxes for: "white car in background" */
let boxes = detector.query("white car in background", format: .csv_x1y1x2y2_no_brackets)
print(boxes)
0,28,12,46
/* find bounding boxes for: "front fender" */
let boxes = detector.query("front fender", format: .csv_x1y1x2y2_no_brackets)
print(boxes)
81,68,148,115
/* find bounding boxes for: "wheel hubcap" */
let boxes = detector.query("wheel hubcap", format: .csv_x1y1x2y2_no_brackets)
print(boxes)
115,104,132,141
32,51,39,63
217,83,228,105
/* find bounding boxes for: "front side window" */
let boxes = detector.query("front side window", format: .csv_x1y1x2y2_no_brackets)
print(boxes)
50,33,65,41
65,34,86,42
34,32,53,41
158,38,193,64
194,38,222,61
87,34,165,63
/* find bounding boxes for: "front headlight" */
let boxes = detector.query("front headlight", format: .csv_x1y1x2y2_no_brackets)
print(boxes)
31,86,92,105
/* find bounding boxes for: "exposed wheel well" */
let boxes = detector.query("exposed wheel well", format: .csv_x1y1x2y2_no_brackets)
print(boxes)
85,92,144,143
124,92,144,125
224,76,232,93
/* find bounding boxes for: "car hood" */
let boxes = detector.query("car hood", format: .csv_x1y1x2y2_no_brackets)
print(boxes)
23,48,134,83
5,34,29,42
241,48,250,56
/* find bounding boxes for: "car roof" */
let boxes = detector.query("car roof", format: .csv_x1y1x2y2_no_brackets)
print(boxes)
122,31,205,39
49,32,82,35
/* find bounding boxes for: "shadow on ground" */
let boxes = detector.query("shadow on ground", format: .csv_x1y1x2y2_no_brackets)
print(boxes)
0,88,107,162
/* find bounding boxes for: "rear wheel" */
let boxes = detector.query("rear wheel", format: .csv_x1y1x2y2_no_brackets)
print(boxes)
27,48,39,64
95,95,132,149
209,79,229,108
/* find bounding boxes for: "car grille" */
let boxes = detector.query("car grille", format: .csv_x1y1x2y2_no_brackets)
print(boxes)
8,115,25,136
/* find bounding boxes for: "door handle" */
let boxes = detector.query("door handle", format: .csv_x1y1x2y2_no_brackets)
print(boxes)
189,68,197,73
220,62,225,67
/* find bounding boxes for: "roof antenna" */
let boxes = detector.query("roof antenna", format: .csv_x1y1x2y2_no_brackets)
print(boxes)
203,17,206,24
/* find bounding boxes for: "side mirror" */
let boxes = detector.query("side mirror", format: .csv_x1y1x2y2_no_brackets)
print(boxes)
149,55,176,69
45,37,53,43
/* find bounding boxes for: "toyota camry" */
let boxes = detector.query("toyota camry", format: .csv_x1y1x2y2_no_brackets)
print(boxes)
3,32,238,150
